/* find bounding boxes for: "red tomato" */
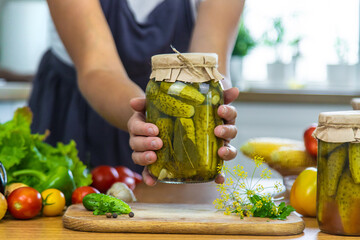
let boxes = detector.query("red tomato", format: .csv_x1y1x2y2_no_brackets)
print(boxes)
91,166,119,193
133,172,143,184
7,187,42,219
304,124,318,157
71,186,100,204
117,176,136,190
115,166,135,179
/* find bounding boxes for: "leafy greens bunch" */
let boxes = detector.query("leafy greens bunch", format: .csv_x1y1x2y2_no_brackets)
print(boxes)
0,107,92,204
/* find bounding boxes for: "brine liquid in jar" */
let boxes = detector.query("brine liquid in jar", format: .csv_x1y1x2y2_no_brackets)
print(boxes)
145,53,224,184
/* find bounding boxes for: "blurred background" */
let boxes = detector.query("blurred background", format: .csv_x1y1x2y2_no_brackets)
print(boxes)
0,0,357,180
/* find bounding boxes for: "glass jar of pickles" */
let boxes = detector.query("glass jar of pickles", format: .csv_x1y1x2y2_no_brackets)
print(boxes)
313,111,360,235
145,53,224,183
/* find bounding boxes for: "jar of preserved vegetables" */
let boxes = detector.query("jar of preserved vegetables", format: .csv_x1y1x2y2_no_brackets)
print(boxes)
145,52,224,183
313,111,360,235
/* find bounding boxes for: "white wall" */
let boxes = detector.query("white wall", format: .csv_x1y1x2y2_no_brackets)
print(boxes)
0,0,50,74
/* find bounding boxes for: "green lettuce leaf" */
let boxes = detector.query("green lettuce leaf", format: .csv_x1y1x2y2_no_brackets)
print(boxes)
0,107,92,189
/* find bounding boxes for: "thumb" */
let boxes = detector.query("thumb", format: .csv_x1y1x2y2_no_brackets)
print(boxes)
130,97,146,112
224,87,239,104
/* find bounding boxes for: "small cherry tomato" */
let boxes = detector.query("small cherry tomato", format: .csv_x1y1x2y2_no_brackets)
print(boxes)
115,166,135,179
133,172,143,184
41,189,66,217
304,124,318,157
117,176,135,190
0,193,7,220
91,166,119,193
7,187,42,219
71,186,100,204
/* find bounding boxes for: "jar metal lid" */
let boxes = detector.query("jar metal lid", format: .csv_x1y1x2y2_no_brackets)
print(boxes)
313,110,360,143
150,53,223,83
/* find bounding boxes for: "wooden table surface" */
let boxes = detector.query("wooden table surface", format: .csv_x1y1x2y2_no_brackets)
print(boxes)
0,182,358,240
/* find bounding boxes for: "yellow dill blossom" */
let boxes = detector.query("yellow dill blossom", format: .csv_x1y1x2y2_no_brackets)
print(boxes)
271,205,278,215
254,155,264,167
224,207,232,215
233,165,248,179
236,205,242,212
217,164,222,174
260,168,272,179
213,198,225,209
255,200,263,209
274,181,284,193
262,195,271,203
222,165,230,174
236,197,245,205
216,184,227,194
221,193,230,202
225,177,234,186
238,182,246,189
235,208,245,218
245,211,253,217
233,165,243,174
255,184,264,193
246,189,255,196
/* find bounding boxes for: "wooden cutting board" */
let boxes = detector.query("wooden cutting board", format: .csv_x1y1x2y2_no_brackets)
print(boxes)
62,203,305,235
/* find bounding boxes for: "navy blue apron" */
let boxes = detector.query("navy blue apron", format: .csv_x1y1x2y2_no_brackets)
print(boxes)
29,0,194,172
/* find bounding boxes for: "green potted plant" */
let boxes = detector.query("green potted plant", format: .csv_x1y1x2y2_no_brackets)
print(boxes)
262,17,294,83
230,20,256,88
327,37,356,88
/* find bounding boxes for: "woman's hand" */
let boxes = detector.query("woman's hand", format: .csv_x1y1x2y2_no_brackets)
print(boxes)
213,87,239,183
128,98,161,186
128,87,239,185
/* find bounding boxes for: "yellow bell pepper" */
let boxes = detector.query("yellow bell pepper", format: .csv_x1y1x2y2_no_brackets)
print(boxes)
290,167,317,217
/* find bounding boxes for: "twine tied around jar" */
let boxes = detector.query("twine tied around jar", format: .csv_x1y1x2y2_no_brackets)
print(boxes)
170,45,203,78
150,49,223,83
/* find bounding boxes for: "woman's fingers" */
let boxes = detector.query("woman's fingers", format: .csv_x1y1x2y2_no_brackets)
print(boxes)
129,136,163,152
215,173,225,184
217,105,237,124
142,167,157,186
132,151,157,166
214,124,237,141
128,112,159,137
218,144,237,160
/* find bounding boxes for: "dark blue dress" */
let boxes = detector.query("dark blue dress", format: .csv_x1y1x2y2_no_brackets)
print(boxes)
29,0,194,173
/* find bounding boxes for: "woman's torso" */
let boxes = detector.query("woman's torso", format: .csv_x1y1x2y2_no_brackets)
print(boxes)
49,0,200,90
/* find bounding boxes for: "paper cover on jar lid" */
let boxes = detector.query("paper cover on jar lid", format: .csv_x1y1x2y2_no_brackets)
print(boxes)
312,110,360,143
150,53,224,83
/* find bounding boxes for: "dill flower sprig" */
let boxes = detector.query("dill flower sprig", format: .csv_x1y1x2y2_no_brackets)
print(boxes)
213,156,295,220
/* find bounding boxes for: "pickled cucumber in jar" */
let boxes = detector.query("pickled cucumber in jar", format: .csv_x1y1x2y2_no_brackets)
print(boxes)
146,78,224,183
314,110,360,236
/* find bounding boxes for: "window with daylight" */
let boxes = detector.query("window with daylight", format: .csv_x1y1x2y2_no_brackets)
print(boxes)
231,0,360,92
